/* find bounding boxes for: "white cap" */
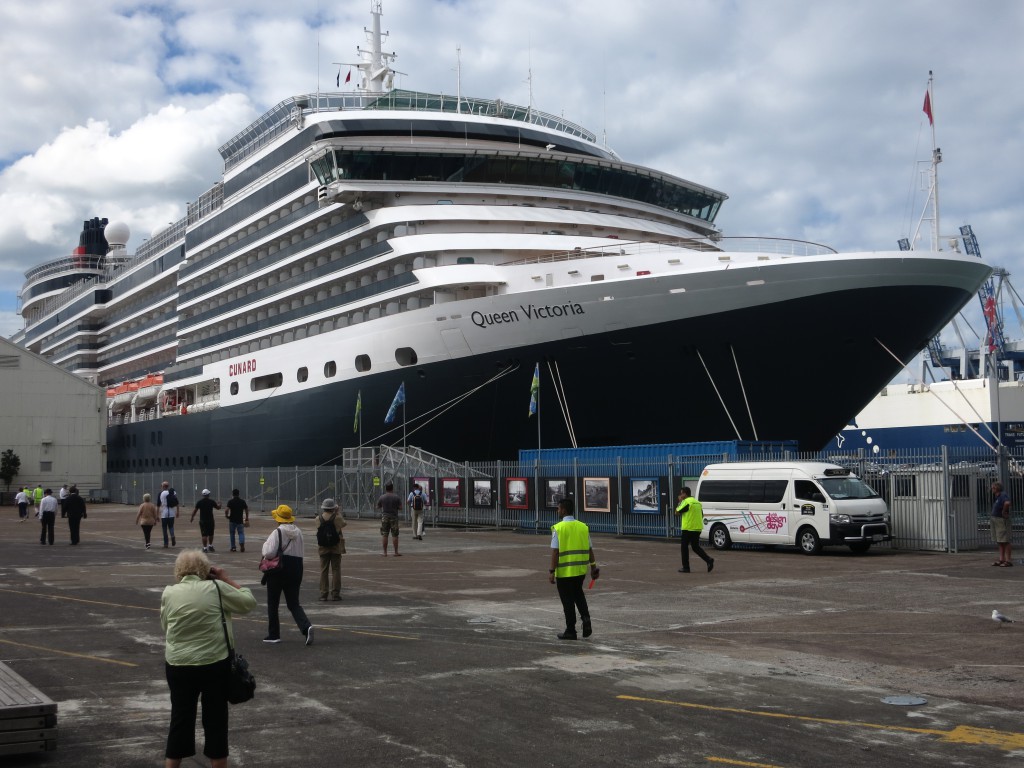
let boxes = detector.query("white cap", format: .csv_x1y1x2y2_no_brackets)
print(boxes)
202,489,211,496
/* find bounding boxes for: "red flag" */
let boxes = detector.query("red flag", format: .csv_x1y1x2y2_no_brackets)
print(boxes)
922,91,933,125
345,69,352,84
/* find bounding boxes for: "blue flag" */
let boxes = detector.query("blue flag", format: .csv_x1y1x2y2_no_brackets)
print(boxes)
385,382,405,424
528,363,539,417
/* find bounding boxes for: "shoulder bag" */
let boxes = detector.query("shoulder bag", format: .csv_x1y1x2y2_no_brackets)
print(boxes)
214,582,256,704
258,528,285,573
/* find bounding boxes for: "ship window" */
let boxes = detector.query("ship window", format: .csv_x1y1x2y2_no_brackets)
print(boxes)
151,433,156,446
251,373,283,391
591,274,604,281
355,355,371,372
230,382,239,395
395,348,417,366
187,456,192,466
298,366,309,383
203,455,208,466
158,432,163,445
325,361,337,378
132,434,137,447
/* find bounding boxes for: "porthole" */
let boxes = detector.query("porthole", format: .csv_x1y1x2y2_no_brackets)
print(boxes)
355,355,371,372
297,366,309,383
230,382,239,395
325,361,337,378
395,347,418,366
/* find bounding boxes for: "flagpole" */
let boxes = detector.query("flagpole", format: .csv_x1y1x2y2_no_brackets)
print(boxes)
537,369,541,453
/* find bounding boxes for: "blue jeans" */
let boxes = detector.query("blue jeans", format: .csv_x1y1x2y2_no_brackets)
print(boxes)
229,521,246,549
161,517,176,546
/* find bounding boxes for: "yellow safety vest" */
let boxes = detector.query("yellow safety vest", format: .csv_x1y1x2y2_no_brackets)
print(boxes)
676,496,704,532
552,519,591,578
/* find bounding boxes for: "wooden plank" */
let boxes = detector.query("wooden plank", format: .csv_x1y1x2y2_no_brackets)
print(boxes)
0,664,57,717
0,664,57,755
0,726,57,745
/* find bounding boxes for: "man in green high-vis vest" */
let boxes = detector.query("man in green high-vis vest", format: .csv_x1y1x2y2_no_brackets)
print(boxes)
549,498,600,640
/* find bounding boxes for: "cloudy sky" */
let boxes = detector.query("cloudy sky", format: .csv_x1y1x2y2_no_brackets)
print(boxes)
2,0,1022,365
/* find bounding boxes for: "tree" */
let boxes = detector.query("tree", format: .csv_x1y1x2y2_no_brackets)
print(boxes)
0,449,21,493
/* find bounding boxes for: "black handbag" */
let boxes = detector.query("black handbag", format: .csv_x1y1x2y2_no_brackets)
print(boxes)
215,582,256,704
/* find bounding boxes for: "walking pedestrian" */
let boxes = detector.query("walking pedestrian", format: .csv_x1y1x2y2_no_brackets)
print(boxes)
675,487,714,573
59,484,69,517
261,505,314,645
190,490,221,552
159,481,178,548
407,483,429,540
15,487,30,522
376,482,402,556
224,489,249,553
316,498,347,601
38,488,58,545
64,486,87,545
137,493,160,549
548,498,599,640
33,484,43,509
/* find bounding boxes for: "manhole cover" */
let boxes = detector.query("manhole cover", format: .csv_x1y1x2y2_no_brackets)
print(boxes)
467,616,496,624
881,695,927,706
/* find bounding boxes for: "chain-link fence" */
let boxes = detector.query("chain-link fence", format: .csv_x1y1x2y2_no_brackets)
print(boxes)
103,445,1024,553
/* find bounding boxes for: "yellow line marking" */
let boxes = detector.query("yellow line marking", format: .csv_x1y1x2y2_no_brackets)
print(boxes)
0,587,158,612
0,638,138,668
618,695,1024,752
707,758,784,768
348,629,418,640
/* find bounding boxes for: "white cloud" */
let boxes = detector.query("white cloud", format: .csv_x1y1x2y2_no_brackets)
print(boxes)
1,0,1022,349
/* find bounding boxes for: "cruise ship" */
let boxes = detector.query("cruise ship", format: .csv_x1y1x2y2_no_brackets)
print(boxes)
12,4,993,471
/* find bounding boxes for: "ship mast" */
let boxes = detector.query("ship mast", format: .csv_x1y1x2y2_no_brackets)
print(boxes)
910,71,941,251
338,1,398,94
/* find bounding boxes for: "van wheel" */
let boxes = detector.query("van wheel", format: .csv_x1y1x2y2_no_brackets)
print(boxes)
797,527,821,555
710,524,732,550
848,541,871,554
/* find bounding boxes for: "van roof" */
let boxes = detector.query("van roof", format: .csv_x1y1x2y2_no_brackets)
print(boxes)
700,461,852,477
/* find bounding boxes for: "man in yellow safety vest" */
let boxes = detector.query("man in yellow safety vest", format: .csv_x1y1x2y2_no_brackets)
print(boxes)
548,498,600,640
676,487,714,573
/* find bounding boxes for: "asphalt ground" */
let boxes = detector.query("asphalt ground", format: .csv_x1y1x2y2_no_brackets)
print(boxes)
1,504,1022,768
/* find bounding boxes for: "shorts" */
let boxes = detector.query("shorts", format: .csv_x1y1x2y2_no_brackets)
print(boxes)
199,515,215,537
380,516,399,537
991,516,1011,544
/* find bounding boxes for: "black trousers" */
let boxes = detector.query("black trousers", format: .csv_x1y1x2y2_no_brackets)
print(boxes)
40,511,55,544
681,530,712,570
265,555,311,639
165,657,231,760
555,574,590,632
67,514,83,544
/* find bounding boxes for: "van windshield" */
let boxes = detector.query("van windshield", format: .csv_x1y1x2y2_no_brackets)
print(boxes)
819,477,879,500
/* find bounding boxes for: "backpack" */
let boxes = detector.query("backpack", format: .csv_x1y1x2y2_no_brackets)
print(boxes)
317,513,341,547
166,488,179,509
412,491,424,511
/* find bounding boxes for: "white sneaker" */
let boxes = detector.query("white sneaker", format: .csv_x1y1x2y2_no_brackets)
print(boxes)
305,626,314,646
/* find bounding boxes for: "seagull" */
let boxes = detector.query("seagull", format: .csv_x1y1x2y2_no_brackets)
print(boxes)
992,609,1015,626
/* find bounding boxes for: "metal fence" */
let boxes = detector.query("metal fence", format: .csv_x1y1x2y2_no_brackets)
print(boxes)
103,445,1024,553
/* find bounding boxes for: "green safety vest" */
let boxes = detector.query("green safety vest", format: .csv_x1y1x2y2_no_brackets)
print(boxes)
552,518,591,578
676,496,704,532
34,487,43,504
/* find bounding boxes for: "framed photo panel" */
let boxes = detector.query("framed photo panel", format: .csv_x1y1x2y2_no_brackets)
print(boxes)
631,477,660,513
505,477,528,509
583,477,611,513
441,477,461,507
412,476,433,506
544,478,569,509
472,479,493,507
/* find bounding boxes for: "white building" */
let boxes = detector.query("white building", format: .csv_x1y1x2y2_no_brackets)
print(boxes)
0,335,105,497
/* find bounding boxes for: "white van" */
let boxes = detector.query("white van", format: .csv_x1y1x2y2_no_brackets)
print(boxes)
695,462,891,554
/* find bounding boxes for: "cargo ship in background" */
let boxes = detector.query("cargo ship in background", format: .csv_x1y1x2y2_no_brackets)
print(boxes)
11,4,992,470
841,266,1024,456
